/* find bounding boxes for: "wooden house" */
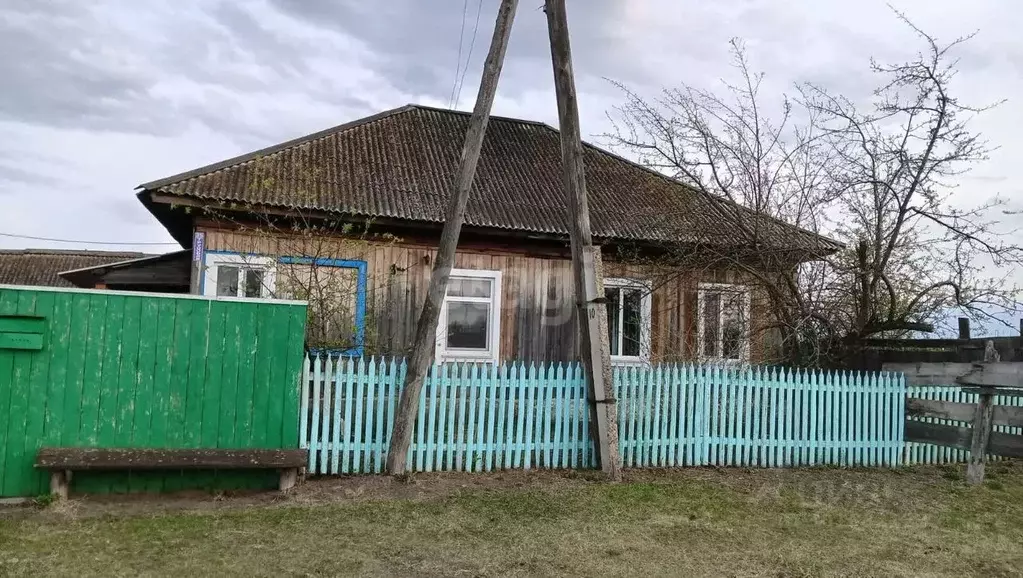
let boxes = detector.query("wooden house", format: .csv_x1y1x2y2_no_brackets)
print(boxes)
109,105,839,364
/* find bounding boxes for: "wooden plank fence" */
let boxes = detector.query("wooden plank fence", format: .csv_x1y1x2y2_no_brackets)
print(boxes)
300,357,907,474
903,386,1023,465
0,285,308,498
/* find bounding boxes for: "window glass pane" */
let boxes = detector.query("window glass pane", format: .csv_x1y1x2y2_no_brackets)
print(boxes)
446,302,490,350
605,287,621,356
244,269,264,298
216,266,239,297
622,288,643,356
447,277,492,298
721,293,745,359
702,292,721,357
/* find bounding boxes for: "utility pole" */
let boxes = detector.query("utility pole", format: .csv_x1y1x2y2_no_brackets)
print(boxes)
386,0,519,475
544,0,621,480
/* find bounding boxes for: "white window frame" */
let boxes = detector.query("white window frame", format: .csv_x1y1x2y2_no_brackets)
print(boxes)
435,268,502,363
202,253,276,299
697,282,752,363
604,277,652,365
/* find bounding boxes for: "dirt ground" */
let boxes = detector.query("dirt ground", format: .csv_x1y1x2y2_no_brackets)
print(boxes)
0,462,1005,521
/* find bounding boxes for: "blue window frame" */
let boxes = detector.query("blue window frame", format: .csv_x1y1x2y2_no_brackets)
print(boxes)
278,256,368,357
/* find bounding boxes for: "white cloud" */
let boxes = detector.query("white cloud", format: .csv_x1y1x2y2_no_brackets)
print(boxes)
0,0,1020,262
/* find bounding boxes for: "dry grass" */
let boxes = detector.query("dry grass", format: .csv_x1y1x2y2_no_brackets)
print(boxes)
1,463,1022,577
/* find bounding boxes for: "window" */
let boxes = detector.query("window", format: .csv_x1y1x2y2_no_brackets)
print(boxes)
202,253,275,299
604,278,651,363
436,269,502,362
277,257,367,357
698,283,751,362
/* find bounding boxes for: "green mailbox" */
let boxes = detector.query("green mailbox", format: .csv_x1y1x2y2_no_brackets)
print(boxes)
0,316,45,350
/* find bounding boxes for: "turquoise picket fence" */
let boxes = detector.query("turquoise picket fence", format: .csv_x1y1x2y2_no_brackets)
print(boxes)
300,358,907,474
904,386,1023,465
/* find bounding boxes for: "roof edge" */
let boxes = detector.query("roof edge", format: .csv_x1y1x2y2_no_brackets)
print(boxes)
569,136,845,252
57,249,190,278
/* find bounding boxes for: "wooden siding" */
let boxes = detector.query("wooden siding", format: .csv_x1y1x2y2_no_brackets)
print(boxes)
201,227,779,363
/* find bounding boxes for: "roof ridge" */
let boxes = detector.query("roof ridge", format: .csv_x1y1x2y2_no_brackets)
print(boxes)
409,104,554,128
137,104,419,191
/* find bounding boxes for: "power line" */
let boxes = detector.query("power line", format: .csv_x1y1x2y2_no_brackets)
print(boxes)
448,0,470,108
0,232,180,246
453,0,485,109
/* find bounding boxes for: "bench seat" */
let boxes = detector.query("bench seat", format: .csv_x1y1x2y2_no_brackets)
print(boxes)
35,447,307,498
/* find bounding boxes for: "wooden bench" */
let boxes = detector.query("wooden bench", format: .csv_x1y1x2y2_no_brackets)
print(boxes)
35,448,308,499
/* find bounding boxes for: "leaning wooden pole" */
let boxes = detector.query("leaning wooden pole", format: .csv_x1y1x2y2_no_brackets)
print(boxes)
544,0,622,480
385,0,519,476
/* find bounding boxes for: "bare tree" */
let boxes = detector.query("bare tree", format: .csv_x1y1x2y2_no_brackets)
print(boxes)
606,15,1021,366
802,12,1020,344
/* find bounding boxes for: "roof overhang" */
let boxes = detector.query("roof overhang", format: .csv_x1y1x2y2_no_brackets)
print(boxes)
59,250,191,289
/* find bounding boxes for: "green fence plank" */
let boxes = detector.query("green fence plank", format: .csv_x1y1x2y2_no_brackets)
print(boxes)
0,292,32,496
280,306,306,450
267,305,290,449
20,291,54,495
218,303,244,452
232,302,258,452
201,302,227,449
109,296,142,493
248,304,272,449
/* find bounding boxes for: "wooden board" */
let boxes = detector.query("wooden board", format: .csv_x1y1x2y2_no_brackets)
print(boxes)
989,431,1023,459
885,362,1023,387
905,420,973,451
906,398,977,422
905,397,1023,427
35,448,308,470
905,419,1023,457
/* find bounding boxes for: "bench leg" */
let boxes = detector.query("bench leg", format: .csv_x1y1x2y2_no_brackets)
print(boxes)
50,471,69,500
279,468,298,492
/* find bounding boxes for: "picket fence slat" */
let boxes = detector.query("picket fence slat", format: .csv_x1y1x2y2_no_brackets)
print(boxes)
301,358,909,475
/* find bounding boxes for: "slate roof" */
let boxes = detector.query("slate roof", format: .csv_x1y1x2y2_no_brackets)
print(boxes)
140,104,841,254
0,249,147,287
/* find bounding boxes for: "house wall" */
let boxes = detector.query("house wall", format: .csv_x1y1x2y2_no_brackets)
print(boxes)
198,226,778,363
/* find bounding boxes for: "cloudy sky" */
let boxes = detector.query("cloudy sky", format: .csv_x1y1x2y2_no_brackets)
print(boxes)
1,0,1020,255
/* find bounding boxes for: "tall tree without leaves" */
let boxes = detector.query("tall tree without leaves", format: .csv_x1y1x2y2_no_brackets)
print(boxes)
605,13,1021,365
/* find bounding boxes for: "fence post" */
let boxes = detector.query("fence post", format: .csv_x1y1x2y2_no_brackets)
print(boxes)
965,342,1000,485
958,318,971,340
966,390,995,485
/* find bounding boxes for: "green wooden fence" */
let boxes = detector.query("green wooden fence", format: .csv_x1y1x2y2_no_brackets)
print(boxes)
300,357,907,474
0,285,307,498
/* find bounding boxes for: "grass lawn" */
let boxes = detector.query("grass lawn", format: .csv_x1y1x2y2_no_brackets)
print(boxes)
1,463,1022,577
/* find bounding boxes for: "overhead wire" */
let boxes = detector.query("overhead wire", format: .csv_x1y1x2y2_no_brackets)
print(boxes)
448,0,471,108
453,0,485,109
0,232,180,246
